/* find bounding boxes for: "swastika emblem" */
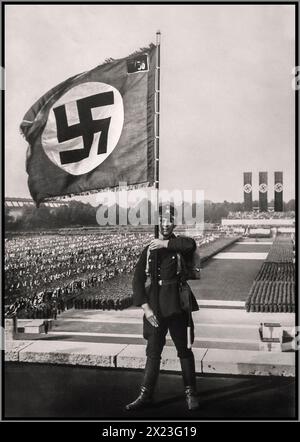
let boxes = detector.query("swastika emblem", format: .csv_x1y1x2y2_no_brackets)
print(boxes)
243,184,252,193
259,183,268,193
275,183,283,193
42,82,124,175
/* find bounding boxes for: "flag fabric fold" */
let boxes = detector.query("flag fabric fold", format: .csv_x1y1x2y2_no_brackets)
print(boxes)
20,44,156,205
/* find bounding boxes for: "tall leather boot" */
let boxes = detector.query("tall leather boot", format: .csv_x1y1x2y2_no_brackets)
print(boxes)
125,357,160,411
180,354,199,411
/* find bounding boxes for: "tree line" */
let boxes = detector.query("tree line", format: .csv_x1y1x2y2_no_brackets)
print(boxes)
5,199,295,231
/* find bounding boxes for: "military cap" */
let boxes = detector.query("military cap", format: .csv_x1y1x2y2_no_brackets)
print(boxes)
159,202,177,221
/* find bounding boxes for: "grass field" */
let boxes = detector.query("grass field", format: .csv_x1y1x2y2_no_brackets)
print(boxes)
190,259,265,301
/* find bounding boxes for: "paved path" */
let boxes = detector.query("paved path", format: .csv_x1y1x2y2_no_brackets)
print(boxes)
190,239,272,301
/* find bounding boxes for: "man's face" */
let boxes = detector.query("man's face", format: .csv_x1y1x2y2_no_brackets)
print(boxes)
159,216,175,239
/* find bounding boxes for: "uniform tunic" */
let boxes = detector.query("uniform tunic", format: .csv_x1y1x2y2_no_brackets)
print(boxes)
132,234,197,359
133,234,196,317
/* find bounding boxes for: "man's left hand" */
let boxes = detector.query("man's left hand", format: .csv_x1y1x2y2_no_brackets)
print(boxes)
149,239,169,250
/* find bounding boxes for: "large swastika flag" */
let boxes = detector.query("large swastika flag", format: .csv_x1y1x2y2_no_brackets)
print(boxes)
20,45,156,205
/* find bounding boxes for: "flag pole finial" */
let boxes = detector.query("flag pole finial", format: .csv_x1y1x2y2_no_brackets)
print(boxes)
156,31,161,45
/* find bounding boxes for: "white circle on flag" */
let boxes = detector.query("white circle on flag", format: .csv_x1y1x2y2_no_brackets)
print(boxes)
259,183,268,193
275,183,283,193
243,184,252,193
41,82,124,175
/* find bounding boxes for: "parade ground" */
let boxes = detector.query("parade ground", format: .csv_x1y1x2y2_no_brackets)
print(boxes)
5,237,296,411
190,239,272,301
9,238,295,355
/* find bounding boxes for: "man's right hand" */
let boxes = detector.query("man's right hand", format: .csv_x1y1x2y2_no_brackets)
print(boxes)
142,303,159,327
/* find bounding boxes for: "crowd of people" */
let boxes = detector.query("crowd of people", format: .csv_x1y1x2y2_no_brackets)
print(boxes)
4,232,152,317
227,211,295,220
245,234,295,313
194,232,221,247
5,230,225,318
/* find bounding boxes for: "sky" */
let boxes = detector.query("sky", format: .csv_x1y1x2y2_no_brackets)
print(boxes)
4,4,296,203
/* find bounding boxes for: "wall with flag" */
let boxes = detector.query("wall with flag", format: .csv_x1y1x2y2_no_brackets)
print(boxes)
20,45,156,205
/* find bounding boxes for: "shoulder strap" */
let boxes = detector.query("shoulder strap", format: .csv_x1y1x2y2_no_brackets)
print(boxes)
145,246,151,276
176,253,182,275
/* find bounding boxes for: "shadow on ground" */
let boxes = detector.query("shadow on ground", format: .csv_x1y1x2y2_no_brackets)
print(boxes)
4,363,296,420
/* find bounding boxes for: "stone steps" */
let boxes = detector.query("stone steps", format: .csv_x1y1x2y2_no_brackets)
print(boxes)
15,306,295,352
5,340,295,377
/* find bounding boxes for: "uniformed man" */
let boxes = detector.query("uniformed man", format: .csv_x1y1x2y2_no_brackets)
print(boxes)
125,203,199,412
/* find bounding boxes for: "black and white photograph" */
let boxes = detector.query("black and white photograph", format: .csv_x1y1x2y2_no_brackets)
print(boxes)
1,1,298,424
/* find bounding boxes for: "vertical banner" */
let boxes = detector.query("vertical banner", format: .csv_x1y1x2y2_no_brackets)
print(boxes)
274,171,283,212
243,172,253,211
259,171,268,212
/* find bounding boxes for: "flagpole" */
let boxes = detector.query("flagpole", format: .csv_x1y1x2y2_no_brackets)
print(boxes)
154,30,161,239
153,30,161,318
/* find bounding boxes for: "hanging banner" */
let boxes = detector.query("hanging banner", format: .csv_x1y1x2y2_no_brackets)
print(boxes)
274,171,283,212
259,171,268,212
20,45,156,205
243,172,253,211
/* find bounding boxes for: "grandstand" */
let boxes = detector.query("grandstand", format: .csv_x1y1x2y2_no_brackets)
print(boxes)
5,197,68,208
221,211,295,235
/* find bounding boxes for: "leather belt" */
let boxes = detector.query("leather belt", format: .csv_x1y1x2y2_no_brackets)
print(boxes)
158,278,178,286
